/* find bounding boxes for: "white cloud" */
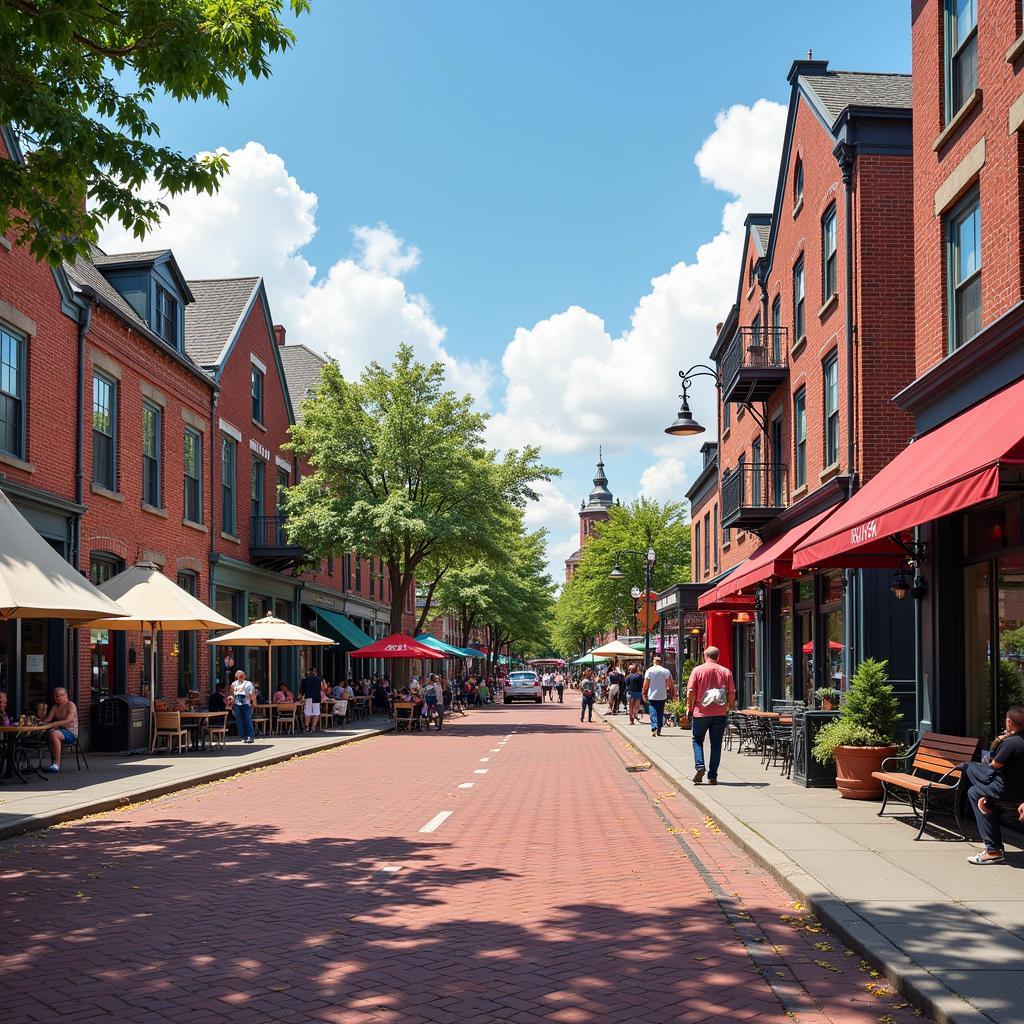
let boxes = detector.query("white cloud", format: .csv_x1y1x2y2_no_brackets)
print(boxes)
487,98,787,459
522,479,581,581
639,456,689,503
97,142,491,405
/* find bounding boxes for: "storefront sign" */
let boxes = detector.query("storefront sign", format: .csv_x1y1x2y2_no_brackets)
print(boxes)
656,592,679,612
850,520,878,545
683,612,704,631
306,591,341,611
249,439,271,462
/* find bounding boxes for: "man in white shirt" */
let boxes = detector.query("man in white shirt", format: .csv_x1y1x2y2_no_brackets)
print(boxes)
642,656,675,738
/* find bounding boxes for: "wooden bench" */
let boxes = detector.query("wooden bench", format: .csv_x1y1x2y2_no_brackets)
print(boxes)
873,732,980,840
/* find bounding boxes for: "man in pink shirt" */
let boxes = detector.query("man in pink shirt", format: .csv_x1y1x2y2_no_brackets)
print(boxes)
686,646,736,786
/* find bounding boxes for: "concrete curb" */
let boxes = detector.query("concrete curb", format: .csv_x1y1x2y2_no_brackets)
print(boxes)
600,711,993,1024
0,721,395,844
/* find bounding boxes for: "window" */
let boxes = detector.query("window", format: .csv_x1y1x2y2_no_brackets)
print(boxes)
155,285,179,348
355,557,362,591
737,451,746,509
92,372,117,490
771,415,784,507
722,469,732,545
793,257,805,341
771,296,782,362
141,401,161,507
748,258,756,290
251,366,264,424
712,505,719,572
945,0,978,120
0,324,25,458
723,396,731,432
703,513,710,577
822,205,837,300
794,158,804,207
948,189,981,352
694,520,701,580
251,458,264,521
327,555,334,576
794,388,807,488
752,437,762,504
823,353,839,467
183,428,202,523
370,557,376,597
221,436,237,535
177,571,197,697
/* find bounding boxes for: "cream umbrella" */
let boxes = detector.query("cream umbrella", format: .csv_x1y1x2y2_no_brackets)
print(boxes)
83,562,238,708
0,486,126,622
590,639,647,659
206,615,335,696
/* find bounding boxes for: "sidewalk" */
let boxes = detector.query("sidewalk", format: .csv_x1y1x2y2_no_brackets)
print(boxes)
0,716,393,841
601,710,1024,1024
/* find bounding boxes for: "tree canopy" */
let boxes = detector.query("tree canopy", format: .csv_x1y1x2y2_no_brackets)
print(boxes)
284,344,555,662
0,0,309,265
552,498,691,652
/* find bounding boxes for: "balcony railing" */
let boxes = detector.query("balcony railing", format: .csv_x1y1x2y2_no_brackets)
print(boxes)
721,325,789,404
250,515,306,570
721,461,788,531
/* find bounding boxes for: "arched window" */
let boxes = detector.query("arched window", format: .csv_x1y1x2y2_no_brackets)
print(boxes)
794,158,804,207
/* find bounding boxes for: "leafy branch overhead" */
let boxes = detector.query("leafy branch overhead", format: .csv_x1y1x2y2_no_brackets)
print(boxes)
0,0,310,264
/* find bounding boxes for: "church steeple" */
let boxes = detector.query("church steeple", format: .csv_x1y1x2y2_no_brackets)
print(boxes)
584,447,614,512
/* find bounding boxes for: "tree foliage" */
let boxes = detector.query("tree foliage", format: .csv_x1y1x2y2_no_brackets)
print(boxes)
562,498,691,640
284,344,555,665
0,0,310,265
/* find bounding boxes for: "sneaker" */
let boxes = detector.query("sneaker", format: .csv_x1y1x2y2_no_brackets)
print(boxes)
967,851,1004,865
707,778,717,785
692,767,705,785
46,764,60,773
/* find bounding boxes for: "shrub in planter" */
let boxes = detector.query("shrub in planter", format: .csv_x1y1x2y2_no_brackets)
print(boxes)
814,687,841,711
667,697,690,729
680,659,697,683
812,658,900,799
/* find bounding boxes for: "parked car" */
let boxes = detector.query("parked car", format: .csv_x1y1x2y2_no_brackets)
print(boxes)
503,670,543,704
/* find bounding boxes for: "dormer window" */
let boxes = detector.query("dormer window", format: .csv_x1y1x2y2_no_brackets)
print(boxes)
156,285,179,348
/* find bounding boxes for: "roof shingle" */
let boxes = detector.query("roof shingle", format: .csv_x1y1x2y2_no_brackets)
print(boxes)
800,70,912,127
184,277,260,368
279,344,327,420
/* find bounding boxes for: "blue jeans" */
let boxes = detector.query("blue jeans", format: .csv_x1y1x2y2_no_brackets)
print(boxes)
233,702,255,741
647,699,666,733
963,760,1006,852
691,715,728,779
580,696,594,721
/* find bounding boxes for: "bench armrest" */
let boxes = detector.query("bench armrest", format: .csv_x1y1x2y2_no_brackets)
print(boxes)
879,752,911,772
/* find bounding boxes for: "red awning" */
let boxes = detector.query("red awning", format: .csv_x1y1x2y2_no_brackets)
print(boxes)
348,633,445,659
697,506,839,609
794,378,1024,570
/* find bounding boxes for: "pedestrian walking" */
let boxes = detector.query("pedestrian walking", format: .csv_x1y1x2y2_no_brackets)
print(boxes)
580,669,596,723
962,705,1024,864
299,666,323,732
554,670,565,703
424,673,444,730
624,663,644,724
642,656,675,737
230,669,256,743
686,646,736,784
542,671,554,701
606,663,624,715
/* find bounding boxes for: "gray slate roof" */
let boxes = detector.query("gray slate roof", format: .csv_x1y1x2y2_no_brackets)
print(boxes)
801,70,912,127
92,249,171,267
279,344,327,419
184,277,260,368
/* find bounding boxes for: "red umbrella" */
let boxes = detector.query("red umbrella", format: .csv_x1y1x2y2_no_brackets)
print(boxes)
802,640,843,653
348,632,445,659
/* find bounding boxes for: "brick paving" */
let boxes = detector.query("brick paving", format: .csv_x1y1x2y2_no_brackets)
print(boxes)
0,699,930,1024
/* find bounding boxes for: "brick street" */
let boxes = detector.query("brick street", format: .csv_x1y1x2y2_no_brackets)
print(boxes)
0,699,929,1024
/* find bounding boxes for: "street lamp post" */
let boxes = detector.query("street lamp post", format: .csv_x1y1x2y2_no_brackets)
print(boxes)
610,545,657,669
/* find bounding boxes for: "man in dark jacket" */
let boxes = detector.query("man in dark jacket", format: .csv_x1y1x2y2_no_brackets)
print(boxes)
964,705,1024,865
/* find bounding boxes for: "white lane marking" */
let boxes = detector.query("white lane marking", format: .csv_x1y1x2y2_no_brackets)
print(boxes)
377,865,401,874
457,782,474,789
474,768,488,774
480,757,490,762
419,811,452,833
490,748,501,752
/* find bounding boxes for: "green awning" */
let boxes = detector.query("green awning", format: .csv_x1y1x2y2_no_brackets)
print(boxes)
313,608,373,649
572,652,609,665
415,634,469,657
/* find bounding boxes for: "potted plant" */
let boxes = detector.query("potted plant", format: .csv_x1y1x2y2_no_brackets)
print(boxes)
812,658,900,799
668,696,690,729
814,686,841,711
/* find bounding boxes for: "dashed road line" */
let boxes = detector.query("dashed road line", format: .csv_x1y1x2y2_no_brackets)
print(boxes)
419,811,452,833
480,757,490,762
474,769,488,774
457,782,474,789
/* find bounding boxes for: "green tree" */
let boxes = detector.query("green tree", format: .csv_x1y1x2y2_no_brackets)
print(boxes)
551,575,600,659
434,558,498,648
0,0,310,265
568,498,691,637
284,344,555,666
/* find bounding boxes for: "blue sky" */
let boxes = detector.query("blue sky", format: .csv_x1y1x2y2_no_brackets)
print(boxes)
111,1,912,578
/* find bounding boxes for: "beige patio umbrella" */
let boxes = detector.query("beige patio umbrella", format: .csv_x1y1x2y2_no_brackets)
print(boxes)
83,562,238,707
0,486,127,622
590,638,647,659
206,614,335,695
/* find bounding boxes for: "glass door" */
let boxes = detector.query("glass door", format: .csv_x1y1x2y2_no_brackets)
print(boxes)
996,554,1024,724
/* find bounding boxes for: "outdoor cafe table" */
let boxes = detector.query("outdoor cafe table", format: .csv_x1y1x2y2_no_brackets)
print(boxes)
0,723,52,784
741,709,781,719
178,711,227,751
255,701,301,734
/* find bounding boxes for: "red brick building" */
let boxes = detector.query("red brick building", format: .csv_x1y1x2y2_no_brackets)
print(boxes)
687,60,918,711
788,3,1024,741
565,451,614,581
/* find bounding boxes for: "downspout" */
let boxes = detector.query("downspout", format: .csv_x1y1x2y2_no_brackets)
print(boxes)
208,389,218,689
72,287,97,706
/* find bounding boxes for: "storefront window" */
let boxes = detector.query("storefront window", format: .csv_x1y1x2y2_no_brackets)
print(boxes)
776,584,793,701
214,588,241,687
821,569,845,692
996,555,1024,725
90,554,123,699
22,618,50,713
964,560,993,739
246,594,271,691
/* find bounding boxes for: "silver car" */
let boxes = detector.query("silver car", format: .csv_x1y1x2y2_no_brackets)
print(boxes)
503,670,543,704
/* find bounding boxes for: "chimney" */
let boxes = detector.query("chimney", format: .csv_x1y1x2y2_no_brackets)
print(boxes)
273,324,287,346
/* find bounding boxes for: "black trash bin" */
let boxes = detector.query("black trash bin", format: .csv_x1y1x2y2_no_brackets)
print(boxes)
791,709,841,787
92,695,151,753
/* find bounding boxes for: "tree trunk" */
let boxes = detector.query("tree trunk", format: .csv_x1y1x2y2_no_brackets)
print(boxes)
390,564,410,686
413,569,446,635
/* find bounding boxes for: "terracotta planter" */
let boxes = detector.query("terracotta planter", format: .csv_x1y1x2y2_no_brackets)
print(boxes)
833,744,899,799
677,716,690,730
821,699,834,711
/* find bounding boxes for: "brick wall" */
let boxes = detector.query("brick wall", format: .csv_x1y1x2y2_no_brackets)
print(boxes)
911,0,1024,375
